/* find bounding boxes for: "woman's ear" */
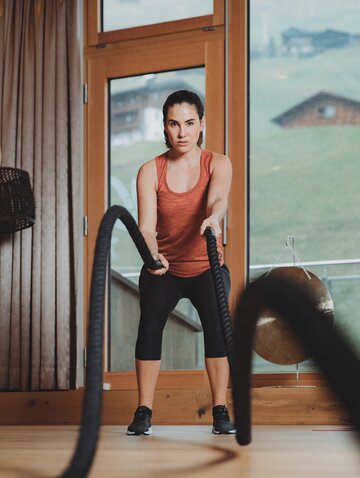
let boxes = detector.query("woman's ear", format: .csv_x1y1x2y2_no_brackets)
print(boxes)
200,116,206,131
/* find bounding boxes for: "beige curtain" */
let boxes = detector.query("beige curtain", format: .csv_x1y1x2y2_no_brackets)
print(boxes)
0,0,81,390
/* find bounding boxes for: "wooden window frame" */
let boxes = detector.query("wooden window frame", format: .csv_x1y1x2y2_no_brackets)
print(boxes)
84,24,226,387
83,0,321,391
85,0,224,47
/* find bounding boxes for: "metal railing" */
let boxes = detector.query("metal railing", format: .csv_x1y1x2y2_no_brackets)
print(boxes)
118,258,360,286
250,258,360,270
112,259,360,372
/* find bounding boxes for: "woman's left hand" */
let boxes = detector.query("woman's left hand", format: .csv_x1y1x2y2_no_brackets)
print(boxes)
200,216,222,238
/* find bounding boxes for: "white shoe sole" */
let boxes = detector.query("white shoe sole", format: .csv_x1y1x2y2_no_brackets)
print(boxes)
126,427,152,436
212,426,236,435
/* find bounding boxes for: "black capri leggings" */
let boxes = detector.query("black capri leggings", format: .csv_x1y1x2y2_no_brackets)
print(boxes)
135,264,230,360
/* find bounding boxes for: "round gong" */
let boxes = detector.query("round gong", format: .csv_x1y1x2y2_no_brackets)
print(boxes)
253,267,334,365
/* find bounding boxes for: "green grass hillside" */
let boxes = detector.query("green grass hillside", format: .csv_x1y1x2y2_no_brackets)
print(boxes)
249,46,360,359
249,46,360,264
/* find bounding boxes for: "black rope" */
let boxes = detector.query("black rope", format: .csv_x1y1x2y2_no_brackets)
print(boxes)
61,205,360,477
232,274,360,446
204,226,234,371
60,205,162,478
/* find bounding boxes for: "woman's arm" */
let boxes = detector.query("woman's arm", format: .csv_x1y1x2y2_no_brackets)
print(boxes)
200,153,232,237
137,160,169,274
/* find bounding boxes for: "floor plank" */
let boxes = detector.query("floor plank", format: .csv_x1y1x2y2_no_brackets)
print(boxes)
0,425,359,477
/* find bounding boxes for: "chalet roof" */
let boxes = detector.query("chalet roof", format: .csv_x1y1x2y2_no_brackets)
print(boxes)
272,91,360,126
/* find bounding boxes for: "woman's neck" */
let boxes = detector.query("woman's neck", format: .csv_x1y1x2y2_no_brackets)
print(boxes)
167,145,202,164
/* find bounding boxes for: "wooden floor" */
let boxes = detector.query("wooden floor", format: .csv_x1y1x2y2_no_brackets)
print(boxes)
0,425,359,477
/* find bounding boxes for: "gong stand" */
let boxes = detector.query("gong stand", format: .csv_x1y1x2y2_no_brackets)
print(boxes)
254,236,334,385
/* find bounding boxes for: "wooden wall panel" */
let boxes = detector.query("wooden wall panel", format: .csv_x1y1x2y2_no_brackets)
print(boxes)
0,388,347,425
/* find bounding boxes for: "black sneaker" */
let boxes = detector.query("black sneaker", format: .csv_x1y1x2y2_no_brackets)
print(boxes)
126,406,153,435
212,405,236,434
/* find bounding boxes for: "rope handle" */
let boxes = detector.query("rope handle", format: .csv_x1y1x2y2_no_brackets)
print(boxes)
152,259,164,270
203,226,216,238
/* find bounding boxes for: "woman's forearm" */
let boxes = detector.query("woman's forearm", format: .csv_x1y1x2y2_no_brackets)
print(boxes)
140,229,158,256
207,198,228,223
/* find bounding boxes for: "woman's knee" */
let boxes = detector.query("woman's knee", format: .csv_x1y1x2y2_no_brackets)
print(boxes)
135,321,163,360
203,330,227,358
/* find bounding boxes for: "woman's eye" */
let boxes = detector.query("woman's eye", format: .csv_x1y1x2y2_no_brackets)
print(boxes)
187,122,194,126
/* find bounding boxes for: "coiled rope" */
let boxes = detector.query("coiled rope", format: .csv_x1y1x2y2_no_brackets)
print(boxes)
232,274,360,446
60,205,162,478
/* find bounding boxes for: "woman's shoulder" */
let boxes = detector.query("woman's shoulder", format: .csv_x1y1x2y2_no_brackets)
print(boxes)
138,158,156,174
137,158,157,187
137,151,169,189
211,151,230,162
205,150,231,174
139,150,169,169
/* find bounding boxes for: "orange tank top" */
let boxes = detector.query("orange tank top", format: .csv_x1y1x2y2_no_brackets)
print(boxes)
155,149,224,277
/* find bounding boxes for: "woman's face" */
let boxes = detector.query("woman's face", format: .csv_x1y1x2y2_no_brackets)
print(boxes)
164,102,204,153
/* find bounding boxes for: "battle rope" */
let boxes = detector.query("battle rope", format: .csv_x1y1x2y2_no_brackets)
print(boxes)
60,205,162,478
232,273,360,446
204,226,234,370
61,205,360,477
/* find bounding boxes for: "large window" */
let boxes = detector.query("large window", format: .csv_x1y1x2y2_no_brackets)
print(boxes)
249,0,360,374
85,0,244,392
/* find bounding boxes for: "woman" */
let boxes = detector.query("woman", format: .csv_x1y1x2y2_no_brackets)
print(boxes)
127,90,233,436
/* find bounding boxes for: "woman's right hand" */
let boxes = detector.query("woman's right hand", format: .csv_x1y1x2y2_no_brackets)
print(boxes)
148,252,169,275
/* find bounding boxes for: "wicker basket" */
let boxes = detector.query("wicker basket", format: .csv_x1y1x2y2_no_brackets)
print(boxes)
0,167,35,233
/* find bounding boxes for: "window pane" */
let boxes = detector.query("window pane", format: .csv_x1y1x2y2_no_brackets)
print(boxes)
249,0,360,374
102,0,213,32
109,68,206,371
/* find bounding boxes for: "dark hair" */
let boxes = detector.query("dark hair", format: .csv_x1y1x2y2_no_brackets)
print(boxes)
162,90,204,148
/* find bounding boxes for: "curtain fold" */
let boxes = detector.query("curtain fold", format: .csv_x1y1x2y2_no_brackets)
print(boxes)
0,0,81,390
